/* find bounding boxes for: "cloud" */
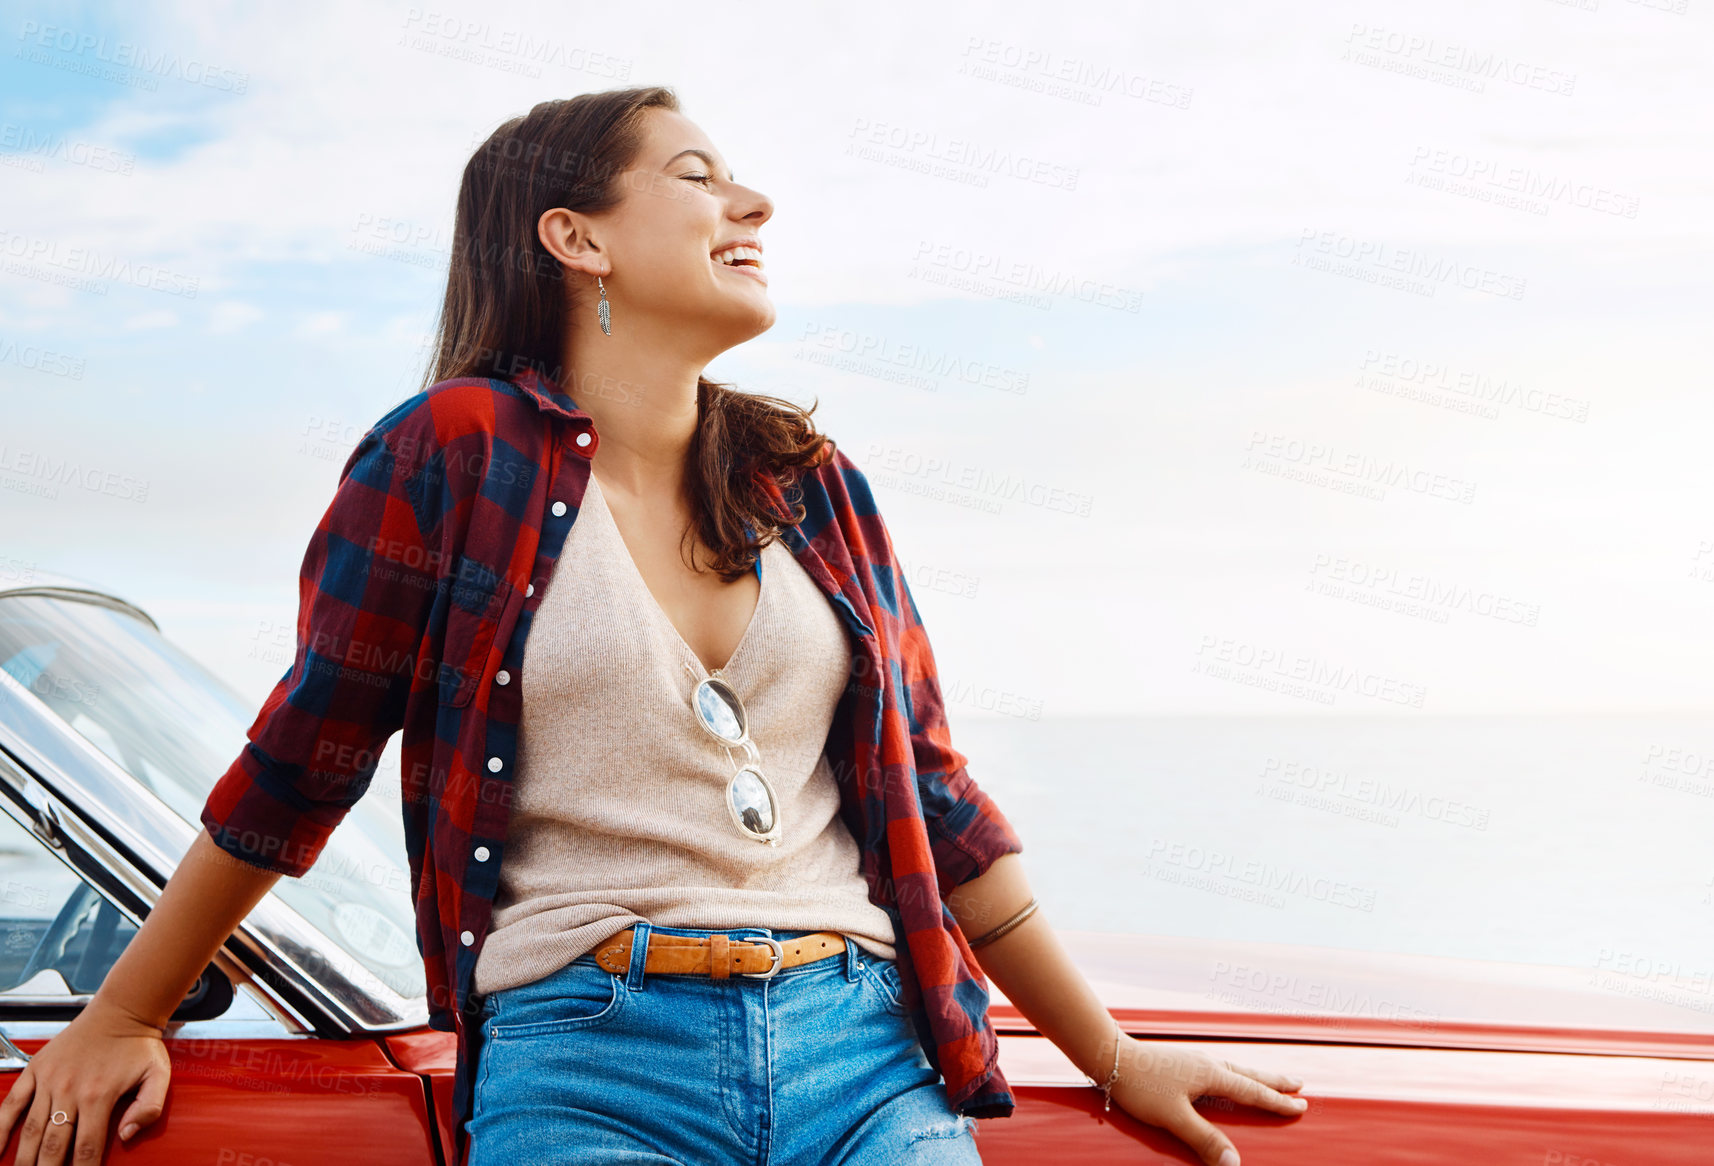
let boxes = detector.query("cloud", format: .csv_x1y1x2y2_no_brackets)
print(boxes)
295,309,347,336
205,300,263,333
120,308,178,330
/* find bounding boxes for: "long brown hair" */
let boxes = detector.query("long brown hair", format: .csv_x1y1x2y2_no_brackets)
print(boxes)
418,86,832,581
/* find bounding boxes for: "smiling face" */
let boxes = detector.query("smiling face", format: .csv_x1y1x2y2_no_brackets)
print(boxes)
542,106,777,352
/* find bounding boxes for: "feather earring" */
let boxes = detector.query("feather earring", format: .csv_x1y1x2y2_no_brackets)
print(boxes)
597,275,611,336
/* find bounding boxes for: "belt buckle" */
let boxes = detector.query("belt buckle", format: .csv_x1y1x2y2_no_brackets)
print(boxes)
738,936,784,979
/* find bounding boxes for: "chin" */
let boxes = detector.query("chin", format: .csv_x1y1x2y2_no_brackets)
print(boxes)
726,298,777,340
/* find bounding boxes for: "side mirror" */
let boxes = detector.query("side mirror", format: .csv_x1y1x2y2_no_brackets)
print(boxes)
0,965,230,1072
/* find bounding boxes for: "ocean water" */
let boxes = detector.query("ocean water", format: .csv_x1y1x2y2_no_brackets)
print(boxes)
951,713,1714,975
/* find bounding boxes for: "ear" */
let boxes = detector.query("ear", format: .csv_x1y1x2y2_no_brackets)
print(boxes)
538,206,608,278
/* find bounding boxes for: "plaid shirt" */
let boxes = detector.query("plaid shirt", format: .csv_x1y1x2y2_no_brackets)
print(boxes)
199,368,1026,1163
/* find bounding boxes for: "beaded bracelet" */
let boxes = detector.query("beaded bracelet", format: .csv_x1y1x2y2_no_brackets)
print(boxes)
967,896,1039,949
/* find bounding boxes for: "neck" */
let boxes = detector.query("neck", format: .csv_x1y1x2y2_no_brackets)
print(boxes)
556,313,710,501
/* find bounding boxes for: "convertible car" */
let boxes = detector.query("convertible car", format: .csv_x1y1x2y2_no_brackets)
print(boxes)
0,570,1710,1163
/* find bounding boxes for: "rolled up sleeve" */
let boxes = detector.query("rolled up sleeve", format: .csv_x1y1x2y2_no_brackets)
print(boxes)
843,455,1024,896
894,566,1027,896
200,423,439,878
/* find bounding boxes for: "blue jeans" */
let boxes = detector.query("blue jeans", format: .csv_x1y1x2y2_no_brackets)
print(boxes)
467,923,984,1165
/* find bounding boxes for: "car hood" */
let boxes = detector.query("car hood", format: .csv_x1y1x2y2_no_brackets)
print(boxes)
986,931,1714,1059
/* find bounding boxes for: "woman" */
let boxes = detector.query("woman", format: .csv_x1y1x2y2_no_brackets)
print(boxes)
0,87,1309,1166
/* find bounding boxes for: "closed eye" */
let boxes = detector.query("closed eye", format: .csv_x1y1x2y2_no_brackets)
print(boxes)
681,173,714,185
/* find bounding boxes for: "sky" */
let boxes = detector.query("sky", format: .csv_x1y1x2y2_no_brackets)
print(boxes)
2,0,1711,719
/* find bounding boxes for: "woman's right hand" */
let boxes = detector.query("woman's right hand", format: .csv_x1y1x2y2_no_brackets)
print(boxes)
0,995,172,1165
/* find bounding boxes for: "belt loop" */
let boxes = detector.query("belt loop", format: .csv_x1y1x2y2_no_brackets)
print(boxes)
842,933,862,981
627,921,653,992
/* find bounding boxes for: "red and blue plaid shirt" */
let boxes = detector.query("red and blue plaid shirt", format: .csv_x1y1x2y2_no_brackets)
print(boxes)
199,367,1026,1163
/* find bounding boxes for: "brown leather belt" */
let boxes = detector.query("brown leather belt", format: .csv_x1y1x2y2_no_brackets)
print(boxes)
592,929,848,980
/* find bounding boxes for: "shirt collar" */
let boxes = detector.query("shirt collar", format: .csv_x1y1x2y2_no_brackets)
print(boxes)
510,366,797,527
509,366,594,426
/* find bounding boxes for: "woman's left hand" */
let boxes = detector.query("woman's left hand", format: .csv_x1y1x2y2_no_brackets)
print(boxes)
1102,1034,1309,1166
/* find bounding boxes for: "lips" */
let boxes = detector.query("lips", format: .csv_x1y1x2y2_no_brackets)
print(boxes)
709,240,764,262
715,260,768,287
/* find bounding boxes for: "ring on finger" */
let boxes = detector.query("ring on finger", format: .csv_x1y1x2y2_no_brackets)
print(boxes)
51,1108,70,1125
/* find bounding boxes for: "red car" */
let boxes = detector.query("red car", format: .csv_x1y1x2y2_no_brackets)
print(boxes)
1,572,1711,1162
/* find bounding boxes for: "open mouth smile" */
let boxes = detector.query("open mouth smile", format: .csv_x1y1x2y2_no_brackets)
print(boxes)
711,243,767,286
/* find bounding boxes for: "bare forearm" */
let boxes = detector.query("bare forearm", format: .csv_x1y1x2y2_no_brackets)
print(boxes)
91,828,285,1030
947,853,1117,1082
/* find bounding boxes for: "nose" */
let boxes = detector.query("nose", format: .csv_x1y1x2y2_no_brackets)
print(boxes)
732,183,773,228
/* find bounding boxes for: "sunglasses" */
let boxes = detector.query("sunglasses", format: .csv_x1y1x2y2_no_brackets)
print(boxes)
688,668,782,846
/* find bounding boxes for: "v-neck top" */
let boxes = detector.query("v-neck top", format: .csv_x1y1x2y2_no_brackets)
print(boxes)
597,470,763,676
471,473,898,996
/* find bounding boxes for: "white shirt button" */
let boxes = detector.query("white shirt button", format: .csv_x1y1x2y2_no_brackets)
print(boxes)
495,670,510,686
552,501,567,517
576,432,593,448
460,930,475,946
526,584,535,597
474,846,490,861
487,756,503,772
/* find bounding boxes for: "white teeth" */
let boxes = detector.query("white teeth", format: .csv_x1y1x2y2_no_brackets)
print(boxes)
712,245,763,267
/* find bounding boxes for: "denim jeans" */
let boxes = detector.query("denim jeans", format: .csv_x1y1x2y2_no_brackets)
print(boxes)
467,923,984,1165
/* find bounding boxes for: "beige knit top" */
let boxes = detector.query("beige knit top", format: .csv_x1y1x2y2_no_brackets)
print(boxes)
470,472,899,997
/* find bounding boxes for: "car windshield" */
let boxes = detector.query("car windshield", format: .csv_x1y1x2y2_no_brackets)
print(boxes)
0,592,423,1001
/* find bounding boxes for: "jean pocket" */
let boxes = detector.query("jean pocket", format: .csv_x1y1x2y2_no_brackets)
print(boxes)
859,956,909,1017
487,958,626,1040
